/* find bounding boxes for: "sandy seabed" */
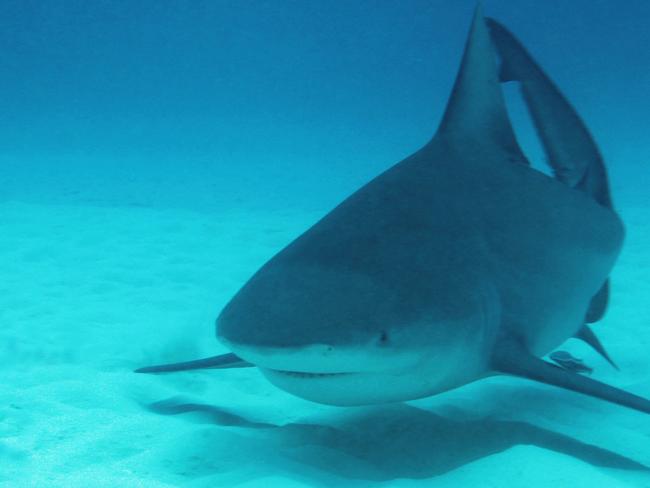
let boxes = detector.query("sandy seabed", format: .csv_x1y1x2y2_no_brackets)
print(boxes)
1,200,649,487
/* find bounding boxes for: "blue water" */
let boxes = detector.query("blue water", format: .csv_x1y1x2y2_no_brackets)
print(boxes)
2,1,649,486
2,0,648,211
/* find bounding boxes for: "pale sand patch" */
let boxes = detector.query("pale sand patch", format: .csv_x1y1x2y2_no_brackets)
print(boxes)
1,201,648,487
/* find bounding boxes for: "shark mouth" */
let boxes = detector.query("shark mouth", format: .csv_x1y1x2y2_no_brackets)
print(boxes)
219,340,419,378
269,369,353,379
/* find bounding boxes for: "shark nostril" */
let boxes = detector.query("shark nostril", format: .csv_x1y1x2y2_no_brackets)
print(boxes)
378,330,389,346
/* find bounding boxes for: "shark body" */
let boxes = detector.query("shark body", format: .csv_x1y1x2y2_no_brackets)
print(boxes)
138,9,650,414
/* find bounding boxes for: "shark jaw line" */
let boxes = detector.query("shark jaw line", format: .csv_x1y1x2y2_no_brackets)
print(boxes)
259,366,404,405
218,341,449,405
218,338,424,375
267,369,354,379
221,340,484,406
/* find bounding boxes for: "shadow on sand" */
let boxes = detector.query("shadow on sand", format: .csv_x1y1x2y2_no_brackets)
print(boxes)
146,397,649,483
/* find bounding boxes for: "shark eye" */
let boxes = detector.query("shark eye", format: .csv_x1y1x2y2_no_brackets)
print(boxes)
378,330,389,346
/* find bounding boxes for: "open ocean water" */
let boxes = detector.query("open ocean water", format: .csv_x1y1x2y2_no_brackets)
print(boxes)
1,1,649,486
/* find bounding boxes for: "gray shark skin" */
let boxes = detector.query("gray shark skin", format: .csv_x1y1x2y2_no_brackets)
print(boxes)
137,9,650,414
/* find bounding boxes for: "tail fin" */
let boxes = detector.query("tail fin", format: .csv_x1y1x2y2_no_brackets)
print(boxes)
486,18,614,210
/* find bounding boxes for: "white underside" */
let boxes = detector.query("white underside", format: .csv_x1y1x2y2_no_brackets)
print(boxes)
260,367,461,406
221,340,485,406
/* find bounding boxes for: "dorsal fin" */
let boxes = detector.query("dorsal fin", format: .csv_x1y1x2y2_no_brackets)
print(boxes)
436,6,526,162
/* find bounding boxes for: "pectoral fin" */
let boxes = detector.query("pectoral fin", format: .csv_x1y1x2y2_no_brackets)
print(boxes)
135,352,252,374
492,339,650,414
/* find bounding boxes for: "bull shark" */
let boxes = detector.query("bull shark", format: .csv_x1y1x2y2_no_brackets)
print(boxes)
137,8,650,414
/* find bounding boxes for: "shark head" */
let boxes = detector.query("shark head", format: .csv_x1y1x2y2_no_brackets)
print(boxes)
217,252,494,405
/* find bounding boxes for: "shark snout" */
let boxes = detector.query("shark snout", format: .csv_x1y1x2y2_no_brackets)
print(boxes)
215,260,430,376
214,262,481,404
216,261,402,346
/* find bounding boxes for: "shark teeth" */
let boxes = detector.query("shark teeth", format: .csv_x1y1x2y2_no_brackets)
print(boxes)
272,370,351,379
